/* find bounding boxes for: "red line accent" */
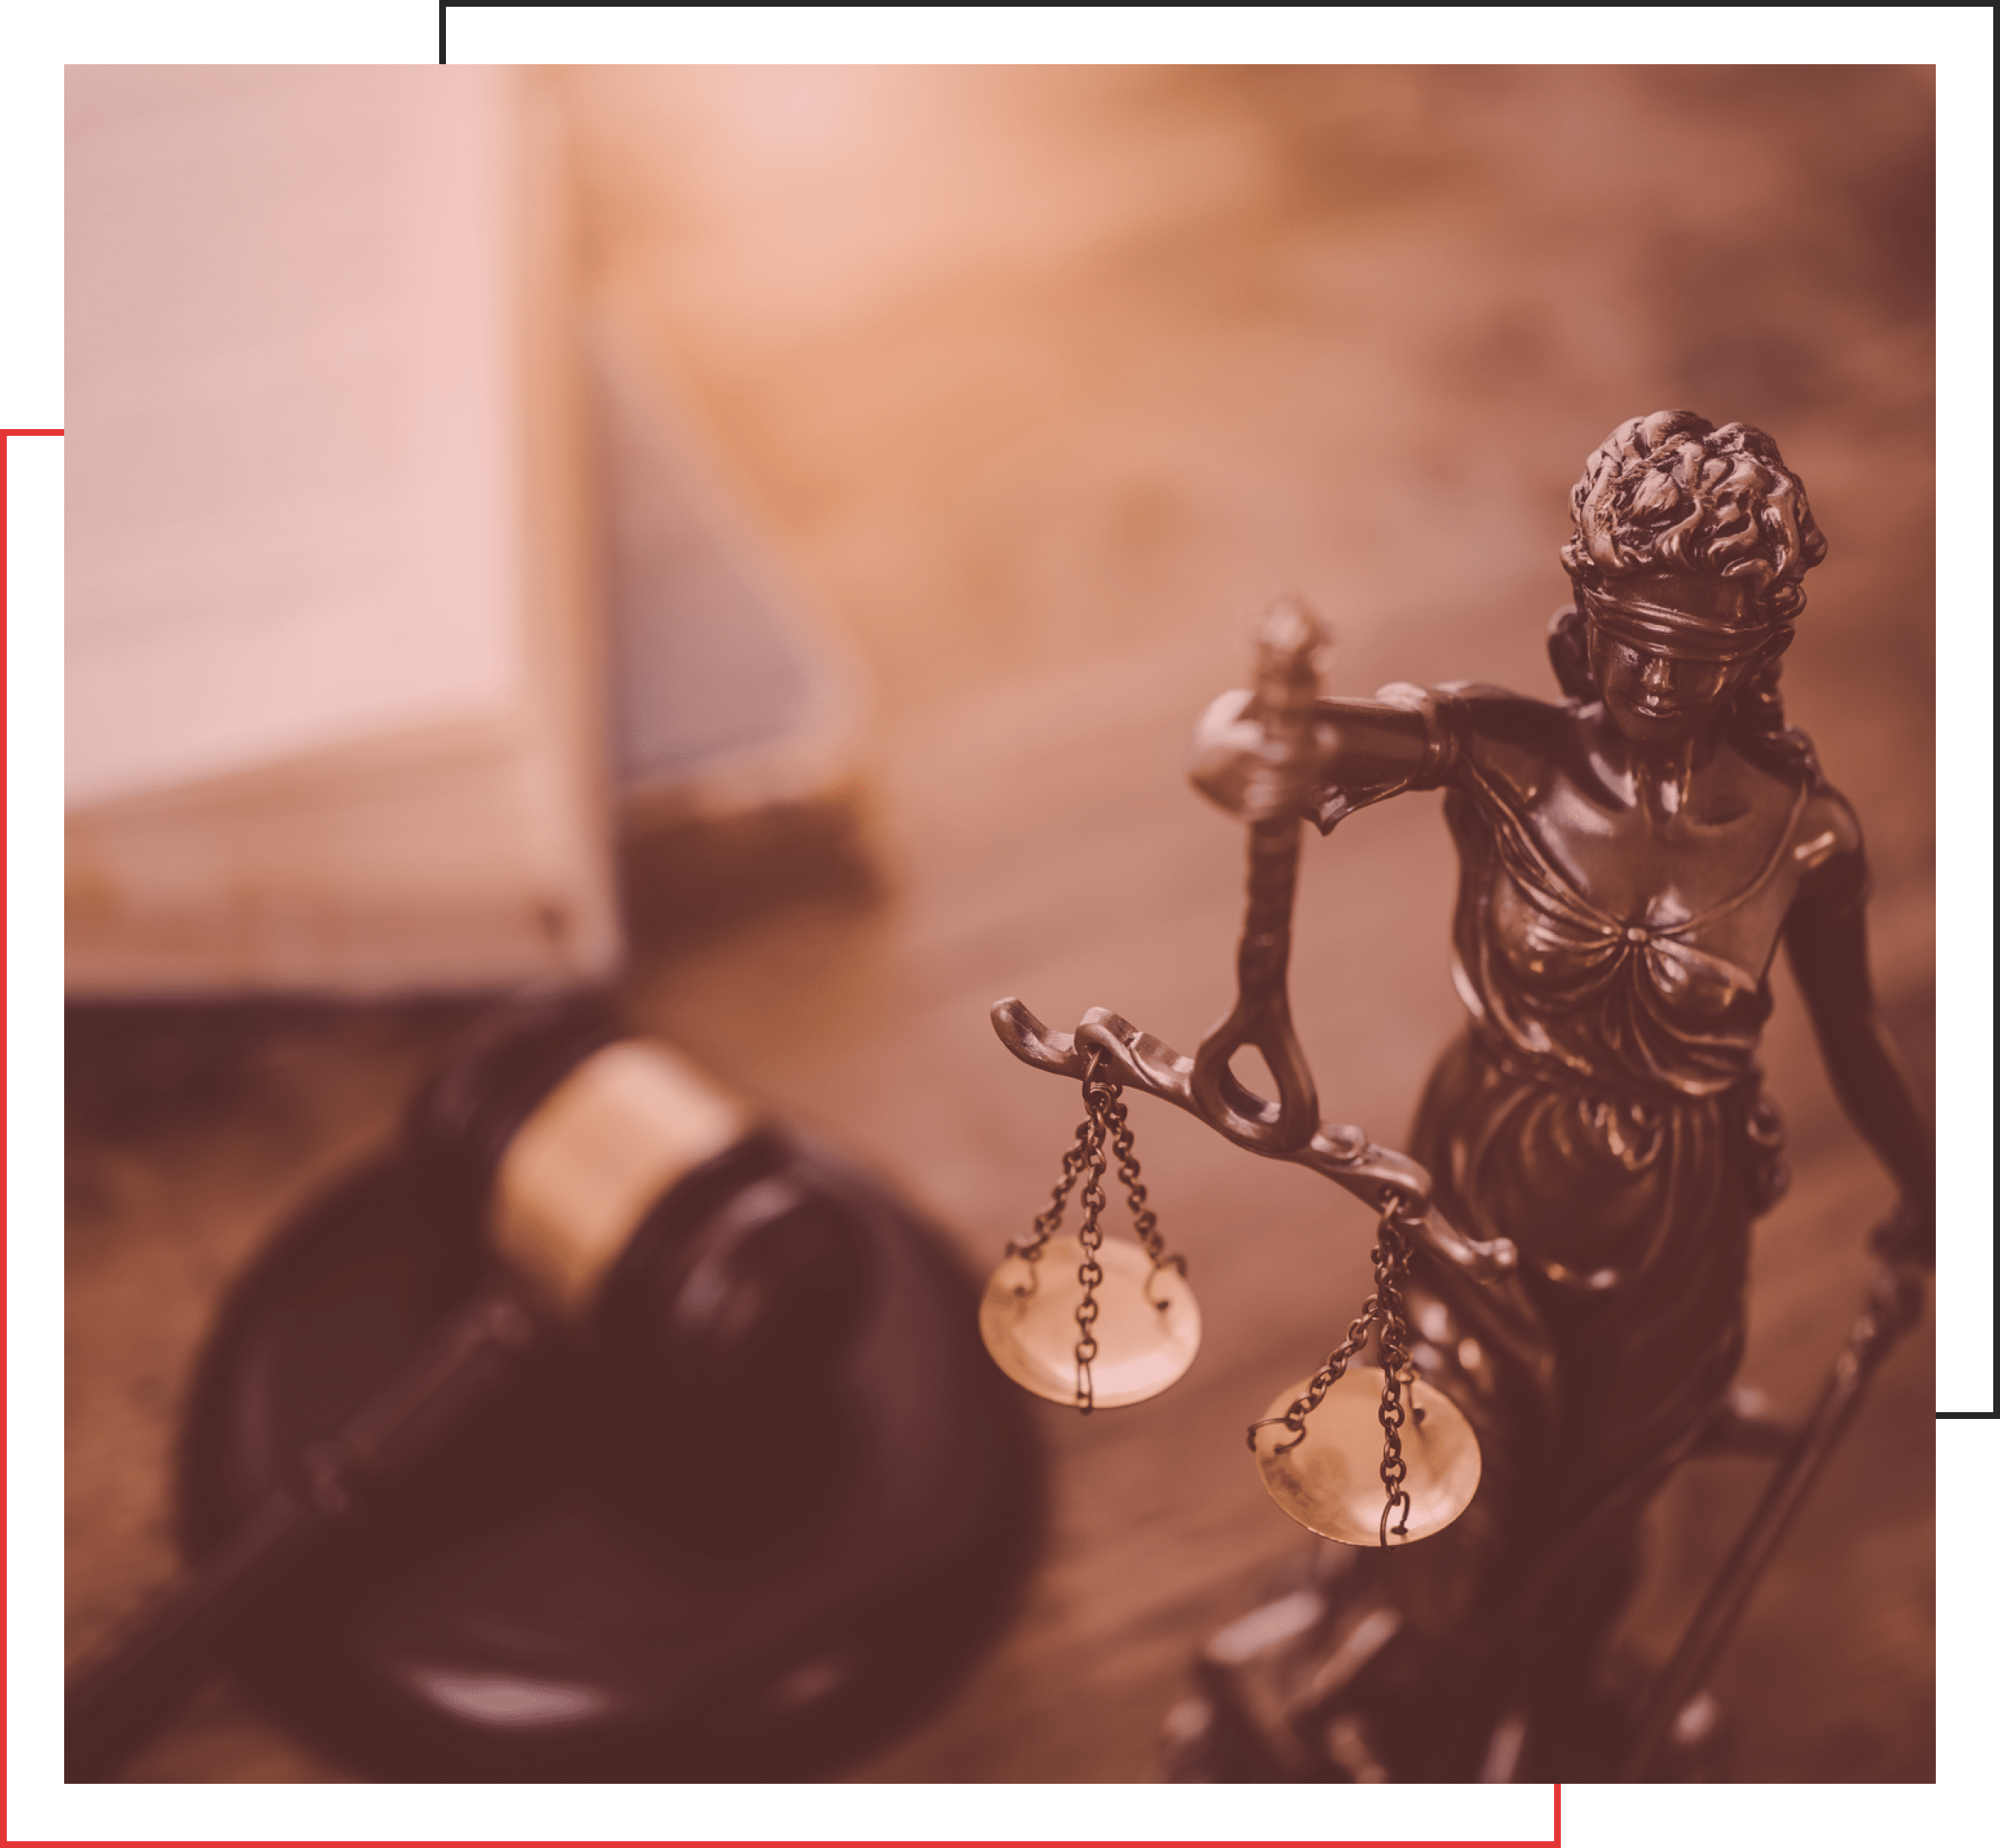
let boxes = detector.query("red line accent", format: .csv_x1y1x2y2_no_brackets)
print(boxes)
6,380,1549,1828
1555,1780,1562,1845
3,430,10,1843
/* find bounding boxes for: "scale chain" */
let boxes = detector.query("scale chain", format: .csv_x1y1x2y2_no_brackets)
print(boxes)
1000,1054,1190,1414
1102,1087,1187,1299
1246,1191,1427,1546
1008,1117,1094,1271
1372,1206,1418,1544
1072,1090,1109,1411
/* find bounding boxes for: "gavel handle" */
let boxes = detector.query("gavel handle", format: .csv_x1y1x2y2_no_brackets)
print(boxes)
64,1280,542,1782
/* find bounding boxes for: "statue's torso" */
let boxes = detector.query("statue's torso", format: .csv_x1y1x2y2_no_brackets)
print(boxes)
1427,685,1857,1101
1399,688,1860,1420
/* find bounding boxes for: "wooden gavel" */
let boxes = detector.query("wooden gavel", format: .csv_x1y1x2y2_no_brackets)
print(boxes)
65,1004,876,1781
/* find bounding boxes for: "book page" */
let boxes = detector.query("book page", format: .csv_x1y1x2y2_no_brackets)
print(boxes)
66,66,523,809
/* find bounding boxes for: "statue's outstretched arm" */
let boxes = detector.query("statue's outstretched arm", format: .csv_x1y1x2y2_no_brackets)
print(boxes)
1189,688,1429,824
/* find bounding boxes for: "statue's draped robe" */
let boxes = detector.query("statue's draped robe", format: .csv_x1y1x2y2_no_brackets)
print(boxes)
1335,683,1829,1731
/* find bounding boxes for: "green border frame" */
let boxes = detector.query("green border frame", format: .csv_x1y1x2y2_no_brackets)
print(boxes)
8,3,1992,1848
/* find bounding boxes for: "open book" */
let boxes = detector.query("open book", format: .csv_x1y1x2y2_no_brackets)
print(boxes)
67,68,858,1000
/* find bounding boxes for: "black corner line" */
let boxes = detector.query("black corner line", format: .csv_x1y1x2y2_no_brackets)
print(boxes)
438,3,448,65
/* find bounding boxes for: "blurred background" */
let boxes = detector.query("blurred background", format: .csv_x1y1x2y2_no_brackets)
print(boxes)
67,65,1934,1780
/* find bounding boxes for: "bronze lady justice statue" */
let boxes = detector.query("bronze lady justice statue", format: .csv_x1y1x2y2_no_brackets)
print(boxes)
1182,410,1935,1779
993,410,1932,1780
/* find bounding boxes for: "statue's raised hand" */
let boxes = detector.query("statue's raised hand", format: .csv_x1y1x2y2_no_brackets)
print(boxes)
1188,686,1318,823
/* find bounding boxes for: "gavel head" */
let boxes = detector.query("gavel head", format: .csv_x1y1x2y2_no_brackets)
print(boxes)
405,997,878,1548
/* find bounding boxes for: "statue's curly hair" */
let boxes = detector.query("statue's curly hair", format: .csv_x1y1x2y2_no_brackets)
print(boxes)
1560,410,1827,623
1552,412,1829,785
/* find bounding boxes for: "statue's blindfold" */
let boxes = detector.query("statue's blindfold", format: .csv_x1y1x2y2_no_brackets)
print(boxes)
1581,588,1784,663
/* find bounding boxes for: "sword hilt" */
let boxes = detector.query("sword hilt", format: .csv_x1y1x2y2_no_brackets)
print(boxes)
1191,598,1329,1154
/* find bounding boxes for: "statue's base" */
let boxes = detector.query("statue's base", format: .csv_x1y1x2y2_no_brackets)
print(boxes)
1160,1562,1730,1784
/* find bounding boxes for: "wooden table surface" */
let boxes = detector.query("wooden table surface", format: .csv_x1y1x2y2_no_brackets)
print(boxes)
66,67,1938,1785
